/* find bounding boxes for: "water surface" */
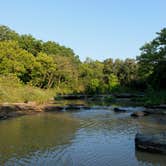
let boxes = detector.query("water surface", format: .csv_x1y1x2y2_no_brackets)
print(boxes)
0,103,166,166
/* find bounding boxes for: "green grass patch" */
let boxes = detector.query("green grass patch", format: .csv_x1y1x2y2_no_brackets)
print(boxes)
0,75,55,104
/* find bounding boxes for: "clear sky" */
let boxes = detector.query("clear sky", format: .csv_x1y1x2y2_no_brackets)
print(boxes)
0,0,166,61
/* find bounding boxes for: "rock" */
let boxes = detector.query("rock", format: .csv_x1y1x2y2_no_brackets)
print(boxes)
135,133,166,154
0,104,20,112
65,104,90,111
0,111,8,120
56,95,86,100
65,106,81,110
26,101,37,105
114,107,127,112
114,93,144,98
0,115,8,120
131,111,148,117
43,106,64,112
0,103,42,120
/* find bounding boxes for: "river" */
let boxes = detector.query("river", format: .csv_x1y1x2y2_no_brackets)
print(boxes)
0,100,166,166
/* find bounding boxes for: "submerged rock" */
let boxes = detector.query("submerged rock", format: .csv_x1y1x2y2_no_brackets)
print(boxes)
135,133,166,154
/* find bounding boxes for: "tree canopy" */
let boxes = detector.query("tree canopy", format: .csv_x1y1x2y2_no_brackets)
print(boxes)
0,25,165,94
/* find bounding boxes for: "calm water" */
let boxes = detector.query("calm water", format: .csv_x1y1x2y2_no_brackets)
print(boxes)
0,103,166,166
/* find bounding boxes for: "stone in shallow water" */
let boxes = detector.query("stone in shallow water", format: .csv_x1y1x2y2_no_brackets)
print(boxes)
113,107,127,112
135,133,166,154
43,106,64,112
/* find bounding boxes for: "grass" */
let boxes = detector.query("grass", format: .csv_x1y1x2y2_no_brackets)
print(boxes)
0,75,55,104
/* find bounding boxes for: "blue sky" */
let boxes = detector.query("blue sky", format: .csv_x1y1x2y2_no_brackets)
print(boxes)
0,0,166,61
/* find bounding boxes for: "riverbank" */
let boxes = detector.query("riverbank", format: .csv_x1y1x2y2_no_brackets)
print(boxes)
1,99,166,120
0,102,42,120
0,102,91,120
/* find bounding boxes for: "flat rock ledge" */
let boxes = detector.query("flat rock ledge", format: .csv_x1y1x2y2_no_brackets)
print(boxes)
43,104,90,112
0,103,42,120
114,93,144,98
43,105,64,112
0,103,91,120
135,133,166,154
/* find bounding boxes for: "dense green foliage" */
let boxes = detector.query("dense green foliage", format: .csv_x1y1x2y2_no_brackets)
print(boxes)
0,25,165,103
137,28,166,90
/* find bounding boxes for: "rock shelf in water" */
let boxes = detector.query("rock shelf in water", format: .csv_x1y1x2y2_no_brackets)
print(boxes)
135,133,166,154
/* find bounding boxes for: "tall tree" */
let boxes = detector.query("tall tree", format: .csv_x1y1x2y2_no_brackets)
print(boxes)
137,28,166,89
18,35,42,56
0,25,19,41
0,41,36,83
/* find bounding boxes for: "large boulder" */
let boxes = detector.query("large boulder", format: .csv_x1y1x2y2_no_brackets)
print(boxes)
135,133,166,154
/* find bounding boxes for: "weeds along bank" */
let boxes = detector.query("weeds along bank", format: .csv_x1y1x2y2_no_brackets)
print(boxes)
0,75,55,104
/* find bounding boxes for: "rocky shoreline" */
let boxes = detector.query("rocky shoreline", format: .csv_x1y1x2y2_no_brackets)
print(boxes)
0,103,42,120
1,101,166,120
0,103,92,120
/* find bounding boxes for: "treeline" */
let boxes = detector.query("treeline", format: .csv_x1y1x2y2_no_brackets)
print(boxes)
0,25,165,95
